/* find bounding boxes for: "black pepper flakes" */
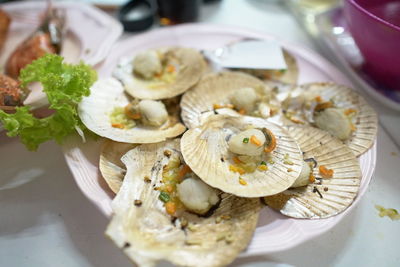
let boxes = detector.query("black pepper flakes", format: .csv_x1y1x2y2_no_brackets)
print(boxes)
144,176,151,183
134,200,142,206
324,187,328,192
164,150,172,157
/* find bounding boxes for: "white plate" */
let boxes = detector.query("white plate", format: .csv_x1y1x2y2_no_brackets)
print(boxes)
63,24,377,255
1,1,122,66
0,1,123,111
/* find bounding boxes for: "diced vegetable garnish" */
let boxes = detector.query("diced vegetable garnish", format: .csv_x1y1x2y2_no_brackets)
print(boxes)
319,165,334,178
159,191,171,203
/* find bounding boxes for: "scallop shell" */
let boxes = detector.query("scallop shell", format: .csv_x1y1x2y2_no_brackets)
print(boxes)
241,49,299,85
105,139,261,267
113,47,205,100
180,71,269,128
181,115,303,197
99,139,136,194
302,82,378,157
78,78,186,143
264,125,362,219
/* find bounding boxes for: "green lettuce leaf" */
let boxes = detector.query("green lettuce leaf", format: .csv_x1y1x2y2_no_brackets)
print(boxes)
0,54,97,151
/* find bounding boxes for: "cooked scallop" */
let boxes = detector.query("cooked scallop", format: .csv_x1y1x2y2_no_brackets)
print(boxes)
228,128,266,156
177,177,219,215
314,108,352,141
291,161,311,188
138,99,168,127
133,50,162,79
230,87,259,113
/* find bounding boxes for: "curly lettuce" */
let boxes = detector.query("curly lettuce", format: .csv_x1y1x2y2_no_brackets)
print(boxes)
0,54,97,151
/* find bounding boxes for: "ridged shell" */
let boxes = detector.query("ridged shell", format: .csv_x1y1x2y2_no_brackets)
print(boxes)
264,125,362,219
78,78,186,143
241,49,299,85
113,47,205,100
105,139,261,267
99,139,136,194
181,115,303,197
180,71,269,128
301,82,378,157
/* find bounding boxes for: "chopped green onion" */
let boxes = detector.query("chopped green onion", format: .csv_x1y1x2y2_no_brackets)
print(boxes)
260,161,267,165
243,137,249,143
159,192,170,203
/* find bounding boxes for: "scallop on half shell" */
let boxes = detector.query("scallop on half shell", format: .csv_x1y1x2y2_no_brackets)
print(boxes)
264,125,362,219
78,78,186,143
105,139,261,267
113,47,206,100
181,115,303,197
99,139,136,194
180,71,271,129
300,83,378,157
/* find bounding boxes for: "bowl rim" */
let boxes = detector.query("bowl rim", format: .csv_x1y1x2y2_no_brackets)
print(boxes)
348,0,400,31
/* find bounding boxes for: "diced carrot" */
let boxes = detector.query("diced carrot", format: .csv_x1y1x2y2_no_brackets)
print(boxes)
229,165,245,175
258,165,268,171
314,101,333,112
124,104,141,119
166,64,175,73
111,123,124,129
315,96,322,103
232,156,242,165
177,164,191,180
344,108,357,116
290,117,304,124
250,135,262,146
165,201,177,215
309,173,316,183
165,184,174,193
213,104,222,109
238,108,246,115
319,165,334,178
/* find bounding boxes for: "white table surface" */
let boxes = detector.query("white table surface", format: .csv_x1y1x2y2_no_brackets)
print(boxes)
1,1,400,267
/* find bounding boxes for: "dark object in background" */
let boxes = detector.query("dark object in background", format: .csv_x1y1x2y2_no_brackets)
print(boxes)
118,0,156,31
157,0,201,25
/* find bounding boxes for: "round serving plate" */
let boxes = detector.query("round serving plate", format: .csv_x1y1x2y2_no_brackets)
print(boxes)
63,24,377,256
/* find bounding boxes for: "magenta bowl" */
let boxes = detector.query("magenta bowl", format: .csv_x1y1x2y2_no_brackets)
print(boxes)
344,0,400,91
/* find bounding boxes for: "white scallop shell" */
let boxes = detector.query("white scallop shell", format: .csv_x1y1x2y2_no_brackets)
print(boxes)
99,139,136,194
113,47,205,100
180,71,269,129
105,139,261,267
181,115,303,197
264,125,362,219
78,78,186,143
302,82,377,157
